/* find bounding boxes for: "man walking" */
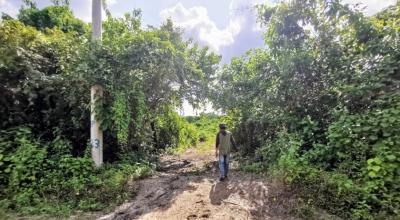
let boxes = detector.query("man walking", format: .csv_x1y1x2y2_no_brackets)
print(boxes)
215,124,236,181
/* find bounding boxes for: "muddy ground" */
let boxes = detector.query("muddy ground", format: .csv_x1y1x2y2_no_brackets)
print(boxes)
98,149,301,220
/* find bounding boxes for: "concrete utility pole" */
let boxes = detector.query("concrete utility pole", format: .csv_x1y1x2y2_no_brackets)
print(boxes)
91,0,103,167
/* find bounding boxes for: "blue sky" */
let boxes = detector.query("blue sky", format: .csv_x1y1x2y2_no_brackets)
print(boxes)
0,0,397,115
1,0,397,64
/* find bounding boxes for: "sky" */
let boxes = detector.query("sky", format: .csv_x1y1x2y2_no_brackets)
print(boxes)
0,0,397,115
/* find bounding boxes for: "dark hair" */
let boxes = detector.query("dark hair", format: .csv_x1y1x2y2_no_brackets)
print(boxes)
219,124,227,129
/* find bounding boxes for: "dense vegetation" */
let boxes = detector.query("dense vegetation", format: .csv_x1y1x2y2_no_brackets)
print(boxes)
214,0,399,219
185,113,221,152
0,2,218,216
1,0,399,219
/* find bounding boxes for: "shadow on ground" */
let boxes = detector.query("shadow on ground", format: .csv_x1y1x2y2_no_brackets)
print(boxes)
99,150,299,220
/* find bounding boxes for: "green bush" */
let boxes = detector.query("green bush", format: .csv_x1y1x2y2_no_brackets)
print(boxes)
243,107,400,219
255,131,303,170
0,3,218,217
324,104,400,217
0,128,46,200
218,1,400,219
156,108,199,151
186,114,220,145
0,127,153,215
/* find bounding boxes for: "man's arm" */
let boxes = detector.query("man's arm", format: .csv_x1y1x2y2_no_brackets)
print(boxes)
215,133,219,157
230,135,237,150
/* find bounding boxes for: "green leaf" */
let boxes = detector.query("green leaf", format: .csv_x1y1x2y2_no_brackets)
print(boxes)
369,135,378,141
368,171,377,178
370,166,381,172
367,158,375,165
382,131,391,137
362,126,371,131
386,155,396,161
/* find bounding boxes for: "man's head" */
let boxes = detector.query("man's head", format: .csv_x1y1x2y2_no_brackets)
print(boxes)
219,123,227,132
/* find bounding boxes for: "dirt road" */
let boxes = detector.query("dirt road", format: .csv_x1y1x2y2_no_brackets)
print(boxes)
98,148,298,220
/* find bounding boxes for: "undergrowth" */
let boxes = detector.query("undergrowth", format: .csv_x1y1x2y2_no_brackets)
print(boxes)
0,127,153,217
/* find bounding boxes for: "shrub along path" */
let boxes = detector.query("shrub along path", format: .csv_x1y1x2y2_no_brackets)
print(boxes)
98,148,322,220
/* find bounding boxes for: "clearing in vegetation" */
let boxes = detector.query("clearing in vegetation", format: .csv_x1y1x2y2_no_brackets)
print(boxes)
99,148,305,220
0,0,399,219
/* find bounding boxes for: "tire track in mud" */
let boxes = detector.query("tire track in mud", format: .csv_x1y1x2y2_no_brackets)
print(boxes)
98,149,298,220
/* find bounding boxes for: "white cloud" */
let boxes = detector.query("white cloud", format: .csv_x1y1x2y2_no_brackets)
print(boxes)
69,0,109,22
0,0,19,17
160,3,241,53
221,0,266,63
41,0,114,23
162,1,267,115
159,0,397,64
107,0,117,6
160,1,266,63
179,100,217,116
342,0,397,15
68,0,91,22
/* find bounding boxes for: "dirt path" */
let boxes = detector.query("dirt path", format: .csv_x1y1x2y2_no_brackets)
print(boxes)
98,148,298,220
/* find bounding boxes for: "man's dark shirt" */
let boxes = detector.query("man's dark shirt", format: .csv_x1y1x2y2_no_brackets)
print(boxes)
215,130,236,150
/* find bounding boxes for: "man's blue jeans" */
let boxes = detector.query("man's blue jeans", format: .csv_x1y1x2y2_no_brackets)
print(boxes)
219,154,229,177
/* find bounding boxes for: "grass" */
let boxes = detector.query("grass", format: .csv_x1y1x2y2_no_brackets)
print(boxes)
186,113,221,154
196,141,214,154
167,113,221,155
